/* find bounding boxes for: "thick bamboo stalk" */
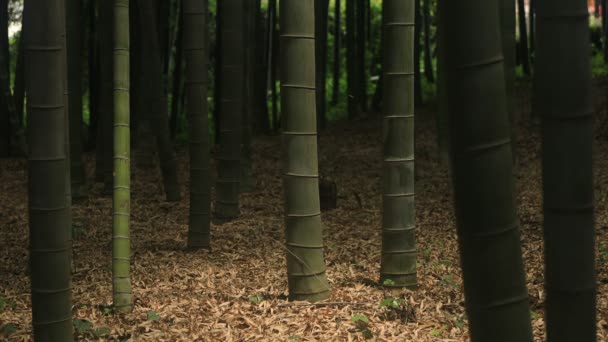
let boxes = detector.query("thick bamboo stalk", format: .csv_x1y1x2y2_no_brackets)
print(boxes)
184,0,211,248
379,0,417,288
280,0,330,302
112,0,132,312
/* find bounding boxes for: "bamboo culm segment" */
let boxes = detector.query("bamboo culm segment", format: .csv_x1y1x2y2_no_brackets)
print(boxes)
184,0,211,248
215,0,244,221
440,0,534,340
535,0,596,340
67,0,87,198
24,0,74,339
280,0,330,303
379,0,417,288
499,0,517,163
112,0,132,312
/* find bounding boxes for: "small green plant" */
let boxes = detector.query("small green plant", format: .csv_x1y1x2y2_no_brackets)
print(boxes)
439,275,458,288
248,294,264,305
288,335,302,340
430,328,443,336
351,314,373,339
92,327,111,338
0,323,17,337
382,278,396,286
379,297,402,310
73,319,93,334
147,311,161,322
530,311,541,320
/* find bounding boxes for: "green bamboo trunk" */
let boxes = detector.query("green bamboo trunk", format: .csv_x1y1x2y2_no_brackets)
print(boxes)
98,0,114,193
112,0,132,312
379,0,417,288
214,0,244,222
440,0,534,340
280,0,330,302
24,0,74,339
67,0,87,198
184,0,211,249
535,0,596,340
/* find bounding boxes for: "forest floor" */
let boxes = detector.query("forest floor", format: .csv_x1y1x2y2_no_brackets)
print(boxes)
2,85,608,341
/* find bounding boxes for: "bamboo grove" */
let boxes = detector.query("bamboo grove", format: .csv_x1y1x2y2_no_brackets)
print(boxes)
0,0,604,340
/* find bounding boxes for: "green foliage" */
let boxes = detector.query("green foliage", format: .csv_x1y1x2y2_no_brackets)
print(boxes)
0,323,17,337
351,314,373,339
430,328,443,336
248,294,264,305
147,310,161,322
379,297,402,310
0,296,4,311
288,335,302,340
530,311,541,320
382,278,396,287
591,53,608,78
73,319,110,338
439,275,458,288
73,319,93,334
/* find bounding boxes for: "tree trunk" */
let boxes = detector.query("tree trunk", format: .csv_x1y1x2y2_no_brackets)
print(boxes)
269,0,279,130
67,0,87,198
0,0,8,157
254,1,270,134
500,0,516,163
280,0,330,302
136,0,181,202
213,0,221,143
97,0,114,192
112,0,132,312
13,34,24,127
529,0,535,56
184,0,211,248
536,0,596,340
356,0,366,113
214,0,244,222
87,0,99,151
331,0,341,105
516,0,531,75
436,4,449,163
24,0,74,338
440,0,534,340
315,0,329,130
170,2,183,140
379,0,417,288
413,0,422,106
422,0,434,83
241,0,255,193
346,0,357,118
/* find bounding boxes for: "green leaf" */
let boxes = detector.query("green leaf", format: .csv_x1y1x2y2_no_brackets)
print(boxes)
0,323,17,336
93,327,110,337
288,335,301,340
73,319,92,334
0,297,4,311
382,279,396,286
530,311,541,319
351,314,369,324
439,259,453,266
147,311,161,322
430,328,442,336
379,297,401,309
248,294,264,305
455,320,465,329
